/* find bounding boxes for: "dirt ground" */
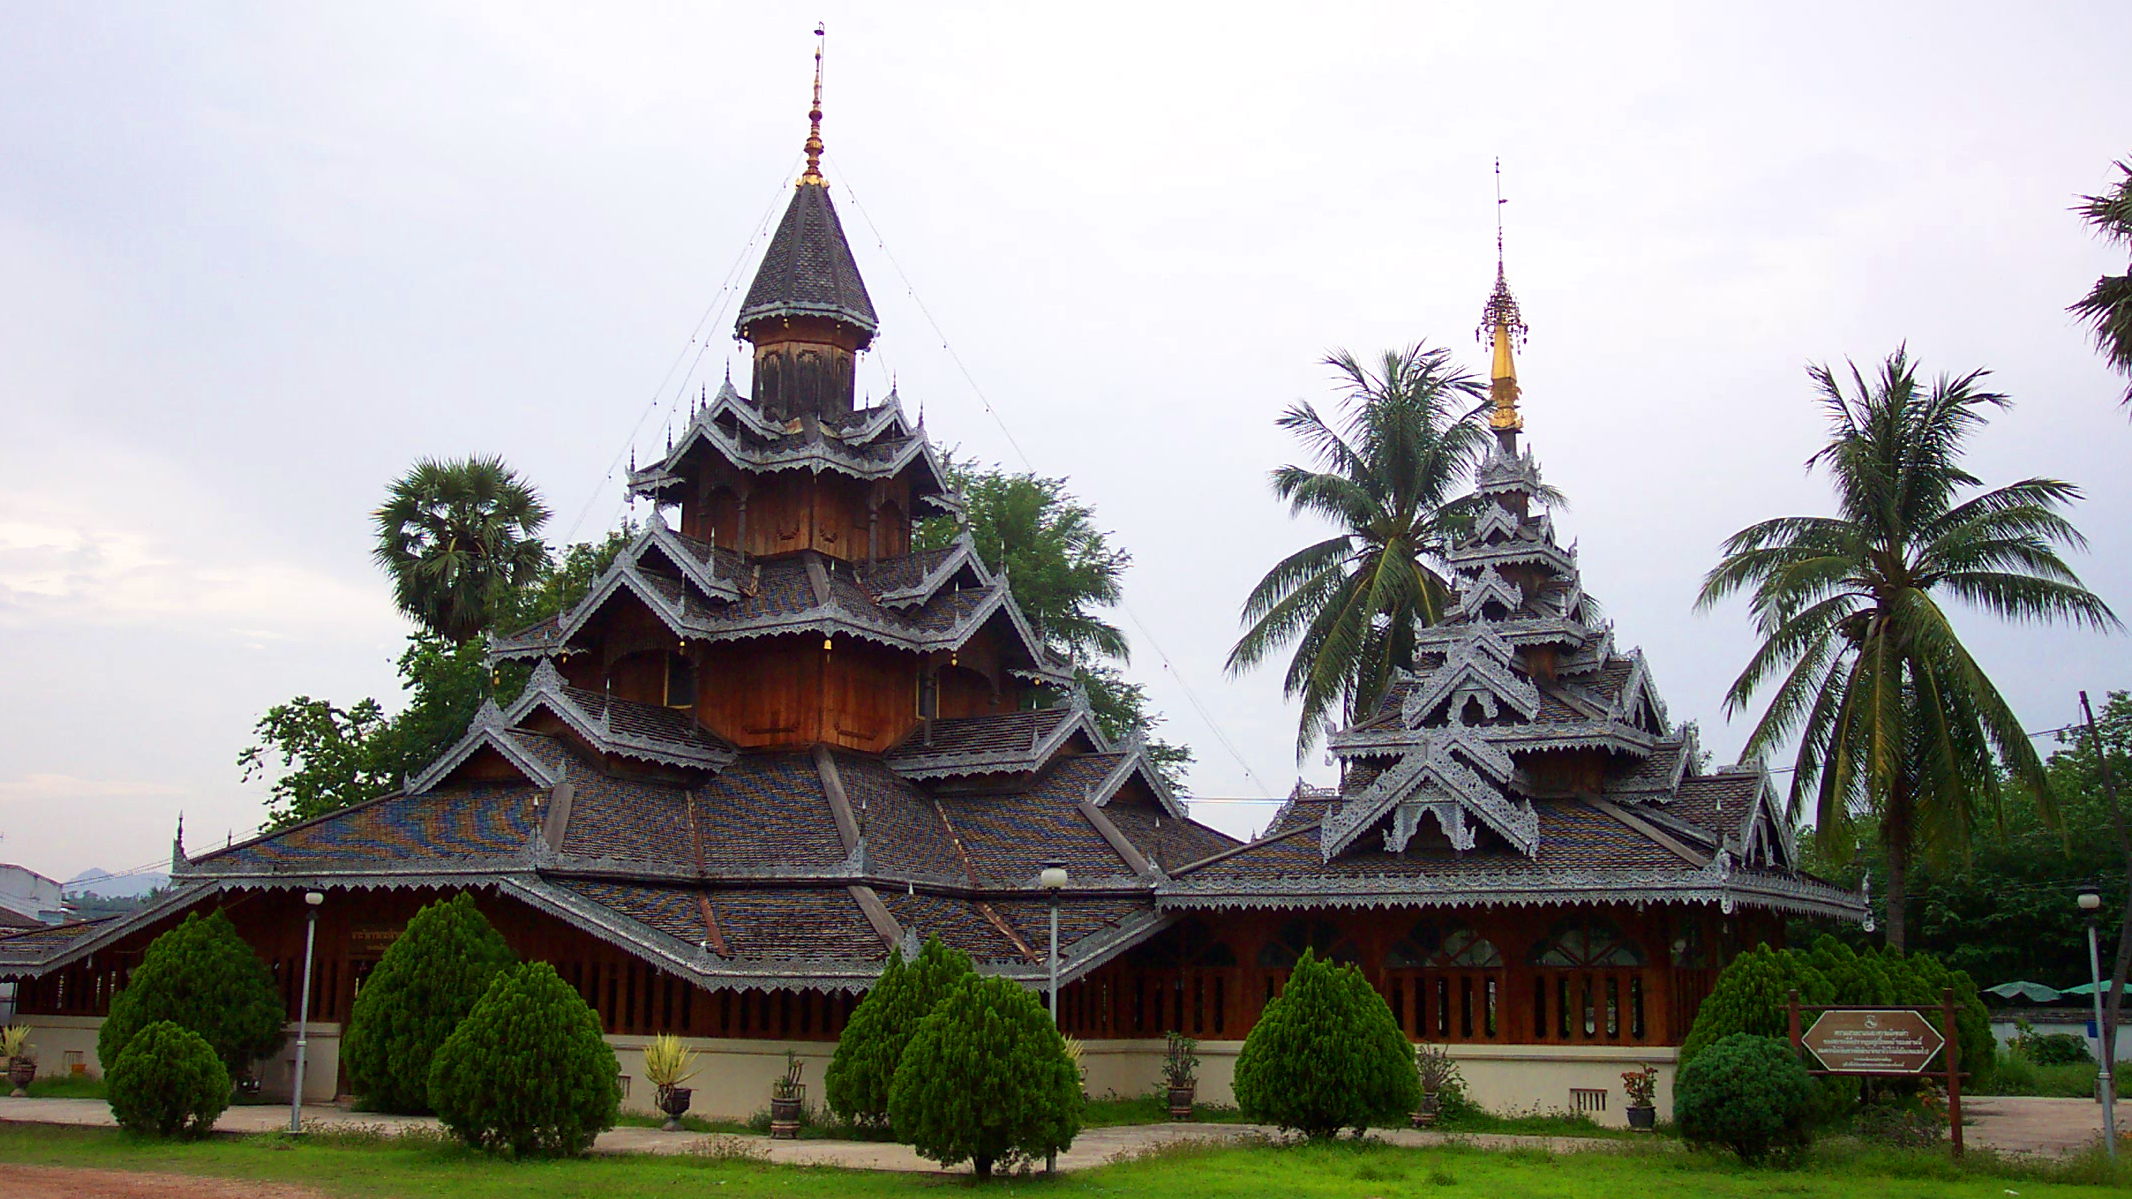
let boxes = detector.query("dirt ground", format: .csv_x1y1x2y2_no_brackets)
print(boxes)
0,1164,333,1199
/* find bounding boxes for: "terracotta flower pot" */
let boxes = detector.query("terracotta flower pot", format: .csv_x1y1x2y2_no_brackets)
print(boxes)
7,1056,34,1098
1166,1084,1196,1121
657,1084,693,1132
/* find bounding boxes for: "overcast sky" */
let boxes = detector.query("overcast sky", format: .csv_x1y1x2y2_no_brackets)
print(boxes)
3,2,2128,881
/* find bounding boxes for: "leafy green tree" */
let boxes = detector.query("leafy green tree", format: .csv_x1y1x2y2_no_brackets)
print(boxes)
373,456,552,644
98,910,285,1081
1675,1033,1814,1163
2071,160,2132,408
1232,948,1418,1138
887,974,1082,1179
1697,350,2118,950
917,465,1192,782
1792,693,2132,985
427,962,619,1156
1227,345,1490,756
945,468,1129,662
105,1020,230,1139
493,525,637,630
242,529,632,831
1679,943,1835,1068
825,936,974,1128
342,893,517,1113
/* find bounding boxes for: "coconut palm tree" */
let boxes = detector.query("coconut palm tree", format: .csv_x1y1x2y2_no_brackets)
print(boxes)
2071,159,2132,409
1227,345,1490,757
373,457,551,643
1698,349,2118,950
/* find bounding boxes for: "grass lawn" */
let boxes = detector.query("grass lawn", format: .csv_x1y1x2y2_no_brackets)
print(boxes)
2,1122,2129,1198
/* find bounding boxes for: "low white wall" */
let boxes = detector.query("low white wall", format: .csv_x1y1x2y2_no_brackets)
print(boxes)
1079,1037,1676,1128
11,1014,103,1081
1991,1015,2132,1063
15,1012,1680,1127
605,1035,835,1119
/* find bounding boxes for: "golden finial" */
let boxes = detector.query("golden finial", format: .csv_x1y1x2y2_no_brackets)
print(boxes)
797,24,828,187
1478,158,1529,434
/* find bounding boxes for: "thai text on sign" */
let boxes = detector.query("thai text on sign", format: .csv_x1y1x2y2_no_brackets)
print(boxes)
1801,1010,1945,1074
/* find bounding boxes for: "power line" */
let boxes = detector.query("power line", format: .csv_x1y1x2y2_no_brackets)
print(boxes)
1761,721,2085,777
561,157,803,546
828,156,1276,801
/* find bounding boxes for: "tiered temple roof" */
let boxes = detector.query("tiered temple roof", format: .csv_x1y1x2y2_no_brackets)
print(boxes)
0,90,1860,1001
1158,261,1862,924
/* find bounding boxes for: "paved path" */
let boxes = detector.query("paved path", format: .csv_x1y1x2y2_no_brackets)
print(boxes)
7,1093,2124,1170
1962,1095,2132,1156
0,1096,1619,1172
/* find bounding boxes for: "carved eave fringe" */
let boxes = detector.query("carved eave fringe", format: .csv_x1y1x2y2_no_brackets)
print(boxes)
1157,861,1867,923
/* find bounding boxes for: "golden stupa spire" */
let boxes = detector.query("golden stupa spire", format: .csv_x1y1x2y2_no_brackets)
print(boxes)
1479,158,1529,437
797,24,828,187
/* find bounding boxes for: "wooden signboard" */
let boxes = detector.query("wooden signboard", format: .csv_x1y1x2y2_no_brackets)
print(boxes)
1801,1009,1945,1074
1788,988,1964,1156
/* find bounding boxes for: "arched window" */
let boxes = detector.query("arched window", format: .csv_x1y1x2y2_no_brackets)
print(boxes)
1387,924,1504,969
1256,919,1360,968
1127,919,1237,969
1528,917,1646,967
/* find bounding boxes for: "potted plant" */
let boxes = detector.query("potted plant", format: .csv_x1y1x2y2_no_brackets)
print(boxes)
1162,1031,1199,1120
1412,1042,1461,1128
1062,1034,1088,1096
3,1025,34,1098
644,1034,700,1131
1621,1064,1658,1130
769,1050,805,1139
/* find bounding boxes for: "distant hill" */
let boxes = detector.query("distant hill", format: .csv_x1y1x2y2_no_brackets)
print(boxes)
65,869,169,900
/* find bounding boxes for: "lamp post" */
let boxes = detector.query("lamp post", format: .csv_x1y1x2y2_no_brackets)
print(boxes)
1039,861,1068,1023
2080,889,2118,1158
288,890,324,1134
1037,860,1067,1176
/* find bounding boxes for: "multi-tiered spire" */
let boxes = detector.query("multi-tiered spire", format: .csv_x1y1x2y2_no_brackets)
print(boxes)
797,23,827,187
735,27,879,421
1478,159,1529,447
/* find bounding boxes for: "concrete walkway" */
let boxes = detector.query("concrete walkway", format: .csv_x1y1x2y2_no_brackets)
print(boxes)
6,1093,2123,1169
0,1096,1624,1172
1962,1095,2132,1157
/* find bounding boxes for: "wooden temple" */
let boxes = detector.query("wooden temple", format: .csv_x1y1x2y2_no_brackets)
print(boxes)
0,66,1863,1123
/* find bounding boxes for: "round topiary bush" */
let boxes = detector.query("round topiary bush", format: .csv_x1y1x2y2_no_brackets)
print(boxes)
1232,949,1418,1139
427,962,620,1156
1675,1032,1814,1163
106,1020,231,1138
826,936,974,1128
98,909,286,1082
887,973,1081,1179
342,892,516,1113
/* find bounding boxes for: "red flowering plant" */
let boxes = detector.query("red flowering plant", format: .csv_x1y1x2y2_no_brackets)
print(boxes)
1621,1065,1658,1108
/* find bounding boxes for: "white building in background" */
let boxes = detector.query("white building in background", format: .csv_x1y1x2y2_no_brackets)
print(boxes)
0,864,66,927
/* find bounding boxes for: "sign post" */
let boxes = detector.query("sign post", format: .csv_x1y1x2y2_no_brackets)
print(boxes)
1788,988,1964,1156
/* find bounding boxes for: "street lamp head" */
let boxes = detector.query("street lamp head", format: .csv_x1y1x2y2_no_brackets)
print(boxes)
304,891,325,907
2079,891,2103,913
1038,860,1068,891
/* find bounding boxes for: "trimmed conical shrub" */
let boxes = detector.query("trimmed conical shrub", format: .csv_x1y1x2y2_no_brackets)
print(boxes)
1233,948,1418,1138
97,910,285,1081
106,1020,230,1138
342,892,516,1113
825,936,975,1127
888,974,1081,1179
427,962,620,1156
